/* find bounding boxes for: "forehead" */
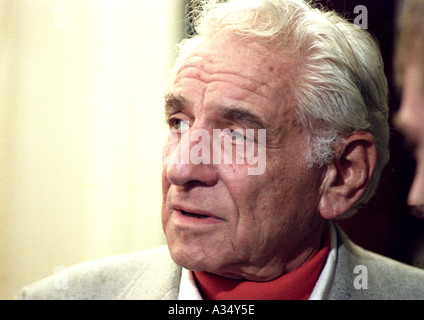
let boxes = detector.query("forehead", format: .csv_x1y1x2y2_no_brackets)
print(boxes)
172,36,299,123
176,37,291,88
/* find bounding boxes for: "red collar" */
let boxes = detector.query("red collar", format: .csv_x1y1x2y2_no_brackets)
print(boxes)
193,233,330,300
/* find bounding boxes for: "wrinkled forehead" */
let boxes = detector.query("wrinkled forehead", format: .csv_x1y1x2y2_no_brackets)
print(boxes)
186,35,293,74
174,35,300,108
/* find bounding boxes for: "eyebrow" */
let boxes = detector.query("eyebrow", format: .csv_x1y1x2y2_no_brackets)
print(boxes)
217,106,267,130
164,93,188,118
164,93,267,130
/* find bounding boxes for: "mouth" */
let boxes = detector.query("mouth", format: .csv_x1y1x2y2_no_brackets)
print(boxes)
180,210,210,219
172,205,224,225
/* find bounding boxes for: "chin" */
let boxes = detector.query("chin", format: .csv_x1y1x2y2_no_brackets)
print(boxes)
167,242,225,272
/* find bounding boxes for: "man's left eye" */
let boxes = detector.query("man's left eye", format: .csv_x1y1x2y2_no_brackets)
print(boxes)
229,129,246,144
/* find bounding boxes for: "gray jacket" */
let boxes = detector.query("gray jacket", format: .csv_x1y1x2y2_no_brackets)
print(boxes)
19,225,424,300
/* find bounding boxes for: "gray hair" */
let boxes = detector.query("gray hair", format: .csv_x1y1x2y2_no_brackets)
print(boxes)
170,0,390,217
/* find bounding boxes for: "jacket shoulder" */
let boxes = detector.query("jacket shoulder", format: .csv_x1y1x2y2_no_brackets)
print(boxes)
330,225,424,300
19,246,181,300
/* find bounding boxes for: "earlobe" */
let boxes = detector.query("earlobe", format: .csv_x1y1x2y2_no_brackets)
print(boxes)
318,163,342,220
318,132,377,220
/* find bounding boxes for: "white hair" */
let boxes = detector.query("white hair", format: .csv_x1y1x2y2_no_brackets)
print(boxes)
170,0,390,217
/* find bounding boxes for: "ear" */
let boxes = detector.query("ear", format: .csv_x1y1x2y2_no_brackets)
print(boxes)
318,131,378,220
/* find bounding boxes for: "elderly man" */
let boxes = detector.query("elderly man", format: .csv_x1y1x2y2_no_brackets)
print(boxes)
20,0,424,300
395,0,424,218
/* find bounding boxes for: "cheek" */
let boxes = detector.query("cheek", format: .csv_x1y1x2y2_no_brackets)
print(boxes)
252,154,322,218
225,169,287,228
161,167,171,225
161,168,170,200
223,172,318,259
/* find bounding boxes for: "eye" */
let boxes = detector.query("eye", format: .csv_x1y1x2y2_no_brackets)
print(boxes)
228,129,246,144
170,118,189,132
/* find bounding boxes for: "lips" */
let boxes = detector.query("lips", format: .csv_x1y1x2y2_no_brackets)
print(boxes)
173,204,223,223
180,210,210,219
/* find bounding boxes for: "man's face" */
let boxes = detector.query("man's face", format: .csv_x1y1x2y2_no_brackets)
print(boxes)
396,52,424,217
161,36,326,281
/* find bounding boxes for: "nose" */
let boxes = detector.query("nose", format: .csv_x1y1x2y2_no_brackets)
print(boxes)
164,128,218,187
407,157,424,208
393,106,407,134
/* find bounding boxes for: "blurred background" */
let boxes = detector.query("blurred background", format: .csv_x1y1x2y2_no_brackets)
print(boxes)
1,0,424,300
0,0,185,299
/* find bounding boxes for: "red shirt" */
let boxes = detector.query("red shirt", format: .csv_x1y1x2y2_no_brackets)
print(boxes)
193,234,330,300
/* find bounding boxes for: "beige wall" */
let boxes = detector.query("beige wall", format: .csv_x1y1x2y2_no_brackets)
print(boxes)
0,0,184,299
